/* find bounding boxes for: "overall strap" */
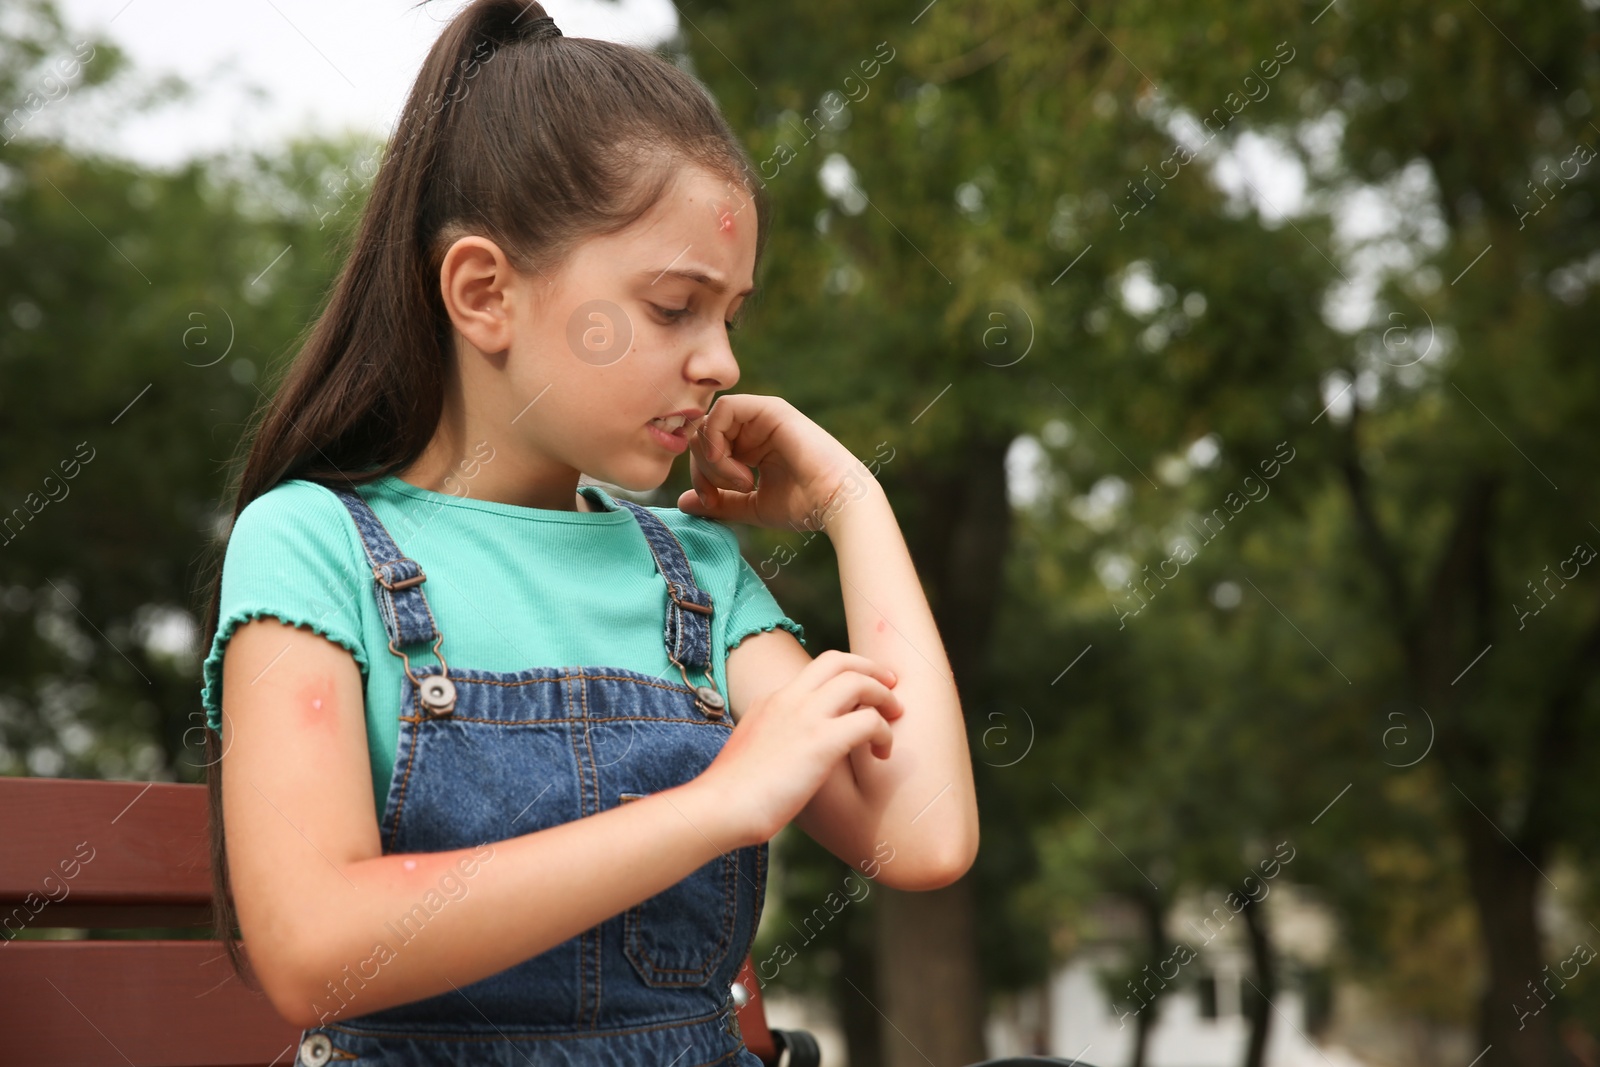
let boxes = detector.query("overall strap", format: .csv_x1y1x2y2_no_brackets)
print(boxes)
327,487,440,651
612,499,714,672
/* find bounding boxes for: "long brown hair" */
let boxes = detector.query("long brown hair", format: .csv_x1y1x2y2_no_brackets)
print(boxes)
197,0,770,987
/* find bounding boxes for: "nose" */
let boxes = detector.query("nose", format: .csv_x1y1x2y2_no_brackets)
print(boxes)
688,324,740,391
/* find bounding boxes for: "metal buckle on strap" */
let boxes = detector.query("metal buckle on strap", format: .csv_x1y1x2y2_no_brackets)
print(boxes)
669,584,713,615
373,563,426,591
671,594,713,615
388,634,456,716
670,654,726,720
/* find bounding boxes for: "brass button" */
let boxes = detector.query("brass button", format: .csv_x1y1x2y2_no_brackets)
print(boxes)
731,980,751,1008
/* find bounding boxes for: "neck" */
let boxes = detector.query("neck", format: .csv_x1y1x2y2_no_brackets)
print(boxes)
399,407,588,512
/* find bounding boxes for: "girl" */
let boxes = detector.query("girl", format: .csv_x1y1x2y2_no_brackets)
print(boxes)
198,2,978,1063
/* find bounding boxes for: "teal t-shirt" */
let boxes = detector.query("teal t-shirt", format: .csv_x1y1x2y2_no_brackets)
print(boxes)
200,474,806,816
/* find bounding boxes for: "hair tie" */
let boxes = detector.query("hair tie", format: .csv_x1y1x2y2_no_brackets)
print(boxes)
515,14,563,42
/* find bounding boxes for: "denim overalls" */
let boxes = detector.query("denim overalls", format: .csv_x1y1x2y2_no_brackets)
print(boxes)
292,484,768,1067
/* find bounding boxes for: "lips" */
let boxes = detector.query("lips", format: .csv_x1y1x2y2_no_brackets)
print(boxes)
648,413,692,433
646,418,691,454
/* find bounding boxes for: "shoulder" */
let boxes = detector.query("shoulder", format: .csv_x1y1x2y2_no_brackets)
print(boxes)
231,477,343,529
222,478,367,576
642,506,757,585
231,477,362,533
627,501,807,652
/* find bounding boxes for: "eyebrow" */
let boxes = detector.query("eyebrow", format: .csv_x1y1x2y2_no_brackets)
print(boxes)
639,266,755,298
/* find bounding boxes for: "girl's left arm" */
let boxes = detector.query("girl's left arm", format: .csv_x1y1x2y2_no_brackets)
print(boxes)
813,473,980,885
683,396,980,890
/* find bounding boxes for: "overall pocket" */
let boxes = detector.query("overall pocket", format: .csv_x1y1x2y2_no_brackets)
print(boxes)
617,790,740,986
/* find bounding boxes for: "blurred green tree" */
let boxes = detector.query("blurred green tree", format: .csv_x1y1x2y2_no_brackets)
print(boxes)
0,1,386,800
680,0,1600,1064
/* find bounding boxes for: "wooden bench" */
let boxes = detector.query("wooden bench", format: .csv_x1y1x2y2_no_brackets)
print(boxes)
0,776,818,1066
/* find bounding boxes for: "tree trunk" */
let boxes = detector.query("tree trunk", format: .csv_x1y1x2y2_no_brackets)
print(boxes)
1129,891,1167,1067
1405,476,1569,1065
1460,570,1600,1067
838,904,884,1067
867,434,1013,1067
1343,467,1568,1065
1455,800,1558,1067
876,874,988,1067
1239,892,1274,1067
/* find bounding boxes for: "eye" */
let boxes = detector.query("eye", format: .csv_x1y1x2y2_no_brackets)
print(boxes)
650,304,691,324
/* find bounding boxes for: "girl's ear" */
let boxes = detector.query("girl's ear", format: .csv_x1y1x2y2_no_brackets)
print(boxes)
439,235,519,358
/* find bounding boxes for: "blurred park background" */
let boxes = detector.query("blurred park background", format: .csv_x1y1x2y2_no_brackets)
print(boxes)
4,0,1600,1064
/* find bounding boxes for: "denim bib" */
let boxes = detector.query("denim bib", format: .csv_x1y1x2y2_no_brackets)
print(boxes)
293,486,768,1067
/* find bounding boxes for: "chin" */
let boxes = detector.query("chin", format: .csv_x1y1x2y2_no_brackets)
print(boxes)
592,461,674,496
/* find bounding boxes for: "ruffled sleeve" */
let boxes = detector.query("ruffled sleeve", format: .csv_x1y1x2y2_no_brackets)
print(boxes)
199,480,371,734
720,529,807,652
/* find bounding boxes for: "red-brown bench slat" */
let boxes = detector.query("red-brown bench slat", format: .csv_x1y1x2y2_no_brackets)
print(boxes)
733,956,778,1062
0,778,211,926
0,940,300,1066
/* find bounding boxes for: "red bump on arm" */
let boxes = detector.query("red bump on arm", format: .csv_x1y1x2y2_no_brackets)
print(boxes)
391,852,452,881
296,675,339,735
362,848,482,893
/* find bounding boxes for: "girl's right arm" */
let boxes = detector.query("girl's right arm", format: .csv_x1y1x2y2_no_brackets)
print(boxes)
221,616,898,1029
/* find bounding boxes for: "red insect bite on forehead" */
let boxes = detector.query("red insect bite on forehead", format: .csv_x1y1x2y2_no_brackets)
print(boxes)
718,209,736,236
